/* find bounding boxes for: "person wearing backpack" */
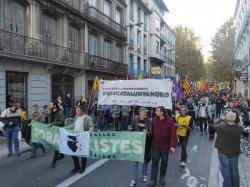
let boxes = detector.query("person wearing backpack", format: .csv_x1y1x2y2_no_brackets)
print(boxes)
197,99,210,135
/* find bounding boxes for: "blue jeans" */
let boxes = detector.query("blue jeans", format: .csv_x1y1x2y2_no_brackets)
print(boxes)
4,127,19,154
131,161,148,181
218,151,240,187
31,143,45,157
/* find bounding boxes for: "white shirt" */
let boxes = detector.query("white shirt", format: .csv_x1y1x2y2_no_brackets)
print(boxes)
74,115,86,133
200,106,207,118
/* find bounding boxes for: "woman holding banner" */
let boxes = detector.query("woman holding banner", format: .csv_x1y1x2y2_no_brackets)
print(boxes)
128,107,153,187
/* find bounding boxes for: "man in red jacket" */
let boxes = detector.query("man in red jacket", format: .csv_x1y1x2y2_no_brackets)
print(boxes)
148,106,177,187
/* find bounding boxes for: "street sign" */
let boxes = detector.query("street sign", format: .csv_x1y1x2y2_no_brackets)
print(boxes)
240,72,247,81
151,67,161,74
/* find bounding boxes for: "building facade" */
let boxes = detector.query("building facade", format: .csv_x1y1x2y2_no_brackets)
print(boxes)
126,0,150,79
234,0,250,97
148,0,175,79
127,0,175,79
0,0,128,112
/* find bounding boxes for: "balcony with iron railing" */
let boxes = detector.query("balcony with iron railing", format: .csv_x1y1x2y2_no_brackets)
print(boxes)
0,29,127,75
150,51,167,64
53,0,127,39
160,33,167,43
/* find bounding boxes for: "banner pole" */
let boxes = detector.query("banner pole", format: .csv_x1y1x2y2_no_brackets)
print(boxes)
133,105,135,122
151,107,153,120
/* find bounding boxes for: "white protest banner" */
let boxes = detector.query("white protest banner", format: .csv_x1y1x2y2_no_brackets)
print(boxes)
98,79,172,109
59,128,90,156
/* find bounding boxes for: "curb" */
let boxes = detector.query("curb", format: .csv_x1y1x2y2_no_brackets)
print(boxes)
208,138,248,187
208,139,219,187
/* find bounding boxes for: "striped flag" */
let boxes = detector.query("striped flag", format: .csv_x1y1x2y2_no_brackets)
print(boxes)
214,83,219,93
199,80,204,91
183,77,191,95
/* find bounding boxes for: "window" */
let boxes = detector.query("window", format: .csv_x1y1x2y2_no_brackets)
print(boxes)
154,13,160,31
104,40,111,67
137,57,141,75
143,59,147,75
143,34,147,54
137,30,141,52
115,9,121,24
68,26,79,50
129,26,134,48
130,0,134,20
68,25,79,63
129,54,134,78
88,35,97,55
115,9,121,32
42,14,56,43
163,47,167,57
6,72,27,109
3,0,25,34
115,45,122,62
137,7,142,23
104,0,110,16
156,41,160,53
144,13,147,31
90,0,97,7
104,41,111,59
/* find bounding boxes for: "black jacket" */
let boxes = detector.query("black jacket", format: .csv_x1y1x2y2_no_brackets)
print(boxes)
132,116,153,163
214,120,243,157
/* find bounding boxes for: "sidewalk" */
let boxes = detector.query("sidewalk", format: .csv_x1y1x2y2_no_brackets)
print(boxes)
0,136,30,157
208,141,249,187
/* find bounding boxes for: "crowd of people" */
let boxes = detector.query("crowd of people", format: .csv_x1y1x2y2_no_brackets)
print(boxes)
0,91,249,187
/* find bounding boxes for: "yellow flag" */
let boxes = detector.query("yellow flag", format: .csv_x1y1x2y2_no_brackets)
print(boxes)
183,76,191,95
92,76,100,92
214,83,219,93
199,80,204,91
138,73,143,80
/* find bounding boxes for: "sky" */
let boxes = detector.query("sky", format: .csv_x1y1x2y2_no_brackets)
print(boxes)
166,0,237,59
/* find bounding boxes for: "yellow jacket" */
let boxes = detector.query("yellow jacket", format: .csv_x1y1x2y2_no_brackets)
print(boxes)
175,114,192,137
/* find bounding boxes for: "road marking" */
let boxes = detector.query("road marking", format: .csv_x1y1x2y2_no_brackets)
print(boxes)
186,176,199,187
181,168,190,179
55,159,109,187
191,145,198,153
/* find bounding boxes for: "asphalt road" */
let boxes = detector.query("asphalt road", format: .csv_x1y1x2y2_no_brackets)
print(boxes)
0,128,213,187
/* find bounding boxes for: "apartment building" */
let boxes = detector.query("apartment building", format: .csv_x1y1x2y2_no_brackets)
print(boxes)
127,0,175,79
234,0,250,97
148,0,175,79
127,0,150,79
0,0,128,112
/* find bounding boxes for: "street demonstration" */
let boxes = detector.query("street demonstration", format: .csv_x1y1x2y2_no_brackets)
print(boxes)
0,76,249,187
